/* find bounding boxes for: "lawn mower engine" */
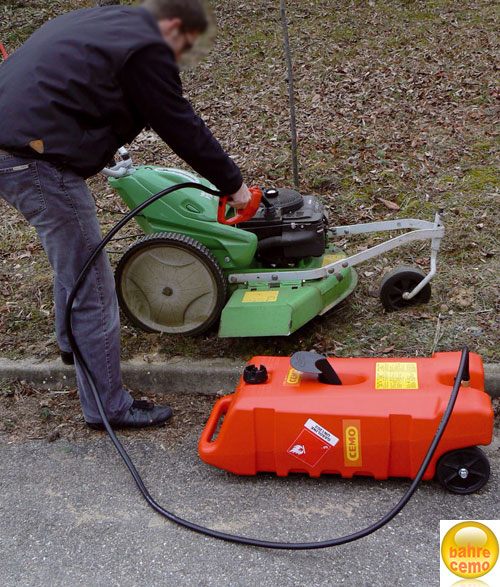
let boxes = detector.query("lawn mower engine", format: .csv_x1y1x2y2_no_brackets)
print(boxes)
238,188,328,267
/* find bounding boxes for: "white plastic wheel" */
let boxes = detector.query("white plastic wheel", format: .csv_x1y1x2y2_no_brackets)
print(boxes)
116,233,226,335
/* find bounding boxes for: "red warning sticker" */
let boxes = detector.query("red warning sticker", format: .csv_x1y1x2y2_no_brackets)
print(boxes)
287,419,339,468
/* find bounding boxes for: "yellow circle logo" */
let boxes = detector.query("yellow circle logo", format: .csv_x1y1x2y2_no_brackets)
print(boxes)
442,521,499,578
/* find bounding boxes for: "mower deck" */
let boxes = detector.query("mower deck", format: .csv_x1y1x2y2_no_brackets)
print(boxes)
219,247,357,337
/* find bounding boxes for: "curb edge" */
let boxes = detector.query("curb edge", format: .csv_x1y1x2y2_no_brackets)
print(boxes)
0,358,499,398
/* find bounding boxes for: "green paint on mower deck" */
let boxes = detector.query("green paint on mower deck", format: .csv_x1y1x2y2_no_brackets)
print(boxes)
218,267,357,337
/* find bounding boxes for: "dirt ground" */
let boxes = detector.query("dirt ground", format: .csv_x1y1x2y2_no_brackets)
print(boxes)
0,378,217,445
1,0,499,365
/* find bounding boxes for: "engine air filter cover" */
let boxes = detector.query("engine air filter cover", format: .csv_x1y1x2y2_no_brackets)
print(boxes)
262,187,304,214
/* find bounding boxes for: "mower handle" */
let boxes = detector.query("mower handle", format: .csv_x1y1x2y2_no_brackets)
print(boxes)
100,147,135,178
218,186,262,225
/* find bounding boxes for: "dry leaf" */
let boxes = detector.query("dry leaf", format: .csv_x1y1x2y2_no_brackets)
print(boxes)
377,198,400,211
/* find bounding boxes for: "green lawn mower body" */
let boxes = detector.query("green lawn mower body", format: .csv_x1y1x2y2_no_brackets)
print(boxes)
108,165,357,337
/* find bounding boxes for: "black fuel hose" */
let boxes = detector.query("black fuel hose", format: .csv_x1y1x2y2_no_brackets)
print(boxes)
65,181,469,550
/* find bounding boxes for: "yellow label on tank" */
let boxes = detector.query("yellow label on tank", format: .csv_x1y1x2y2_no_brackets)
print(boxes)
375,362,419,389
343,419,362,466
284,368,302,386
242,291,280,303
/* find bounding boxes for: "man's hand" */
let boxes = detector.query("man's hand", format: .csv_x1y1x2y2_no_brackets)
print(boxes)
227,183,252,210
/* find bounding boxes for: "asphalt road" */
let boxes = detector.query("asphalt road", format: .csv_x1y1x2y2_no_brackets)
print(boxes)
1,431,498,587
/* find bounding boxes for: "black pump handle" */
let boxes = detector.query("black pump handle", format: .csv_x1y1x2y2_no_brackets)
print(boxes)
290,351,342,386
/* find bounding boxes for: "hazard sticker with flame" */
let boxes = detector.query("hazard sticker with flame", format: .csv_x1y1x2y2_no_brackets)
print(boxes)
287,419,339,468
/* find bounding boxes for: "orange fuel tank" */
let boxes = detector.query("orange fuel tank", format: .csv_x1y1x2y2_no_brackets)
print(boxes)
198,352,493,480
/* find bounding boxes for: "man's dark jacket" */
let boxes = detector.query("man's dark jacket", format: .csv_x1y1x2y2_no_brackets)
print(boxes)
0,6,242,193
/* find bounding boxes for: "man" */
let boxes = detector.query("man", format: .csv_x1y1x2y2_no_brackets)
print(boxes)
0,0,251,430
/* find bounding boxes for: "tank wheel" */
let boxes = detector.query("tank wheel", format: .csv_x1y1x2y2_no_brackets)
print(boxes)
115,233,227,335
435,447,490,494
379,266,431,311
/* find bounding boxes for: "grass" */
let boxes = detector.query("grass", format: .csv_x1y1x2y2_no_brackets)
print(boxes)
0,0,499,364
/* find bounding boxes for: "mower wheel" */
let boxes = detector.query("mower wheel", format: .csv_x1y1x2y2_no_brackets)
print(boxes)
435,447,490,494
379,266,431,311
115,233,227,335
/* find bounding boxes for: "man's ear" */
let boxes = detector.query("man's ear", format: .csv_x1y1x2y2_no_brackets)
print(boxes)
158,17,182,36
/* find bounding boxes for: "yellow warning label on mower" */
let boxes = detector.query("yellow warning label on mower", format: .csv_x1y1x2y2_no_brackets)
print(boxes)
242,291,279,303
321,254,345,267
375,362,419,389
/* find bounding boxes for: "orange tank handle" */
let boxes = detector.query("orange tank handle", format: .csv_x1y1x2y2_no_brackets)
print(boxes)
198,395,233,454
217,185,262,225
0,43,8,61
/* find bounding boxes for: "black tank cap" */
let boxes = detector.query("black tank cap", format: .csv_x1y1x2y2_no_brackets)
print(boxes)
243,364,269,384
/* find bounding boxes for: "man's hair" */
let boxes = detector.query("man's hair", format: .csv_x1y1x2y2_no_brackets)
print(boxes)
143,0,208,33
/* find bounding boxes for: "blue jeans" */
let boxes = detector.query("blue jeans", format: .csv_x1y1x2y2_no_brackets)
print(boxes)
0,153,132,422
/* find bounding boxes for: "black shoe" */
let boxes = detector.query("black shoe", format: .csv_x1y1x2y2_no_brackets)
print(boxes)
60,350,75,365
86,400,173,431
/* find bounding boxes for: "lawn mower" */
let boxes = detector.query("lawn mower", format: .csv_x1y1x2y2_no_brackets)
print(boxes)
102,148,445,338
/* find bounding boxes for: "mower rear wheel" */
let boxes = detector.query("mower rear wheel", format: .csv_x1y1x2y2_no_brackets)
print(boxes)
379,266,431,311
115,233,227,335
435,447,490,494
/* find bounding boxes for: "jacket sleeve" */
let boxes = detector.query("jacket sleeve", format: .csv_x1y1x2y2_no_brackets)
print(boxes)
120,43,243,195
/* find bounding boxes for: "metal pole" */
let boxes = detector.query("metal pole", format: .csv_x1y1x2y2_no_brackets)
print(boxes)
279,0,299,189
